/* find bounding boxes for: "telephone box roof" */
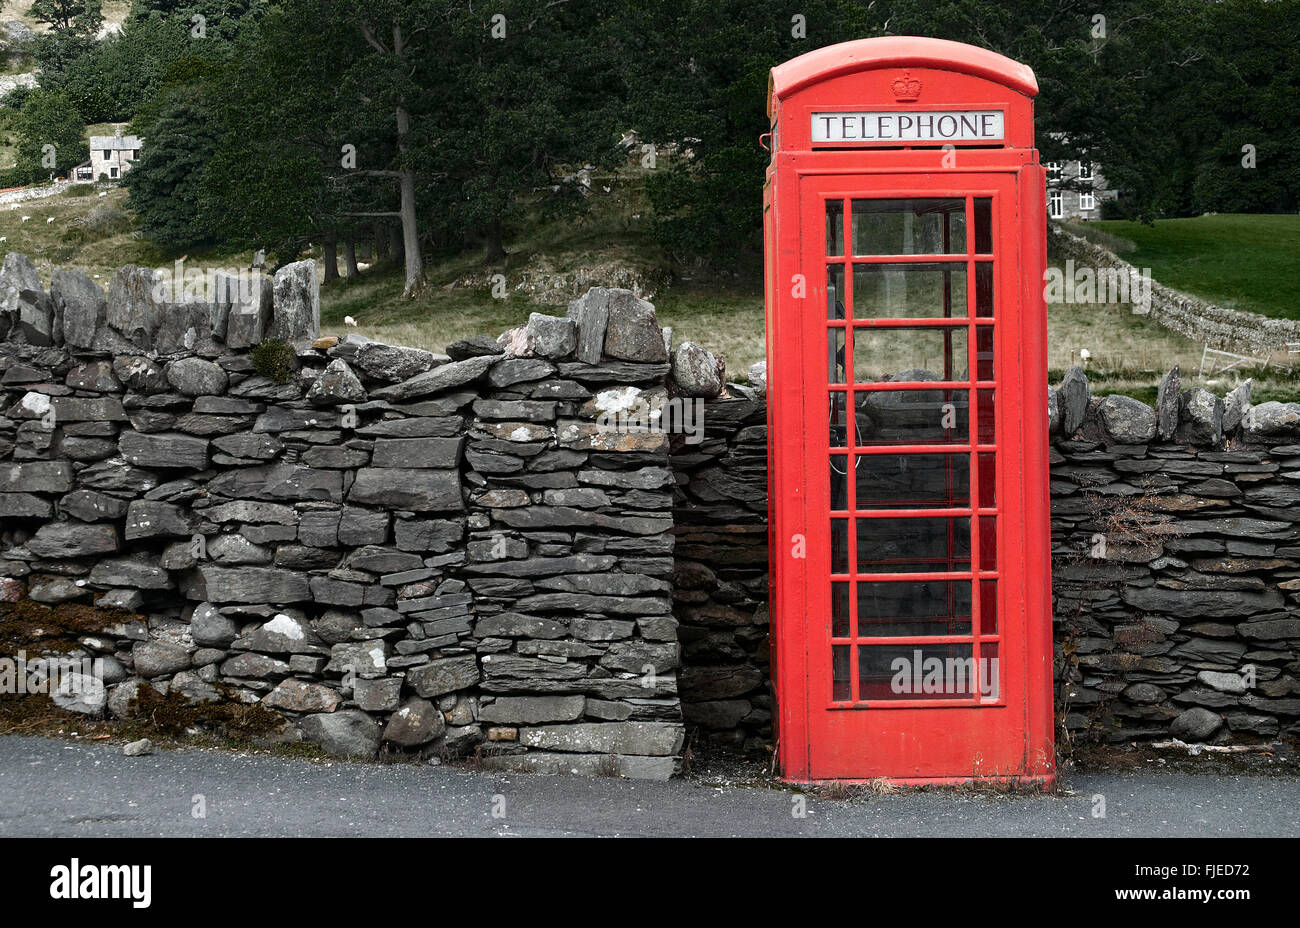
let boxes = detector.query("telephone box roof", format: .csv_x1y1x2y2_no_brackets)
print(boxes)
769,36,1039,112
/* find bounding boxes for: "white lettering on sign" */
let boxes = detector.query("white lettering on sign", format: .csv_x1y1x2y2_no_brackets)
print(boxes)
811,110,1004,143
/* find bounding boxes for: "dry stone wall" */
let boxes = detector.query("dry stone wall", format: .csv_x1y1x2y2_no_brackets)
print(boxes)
4,246,1298,774
675,367,1300,752
0,255,704,778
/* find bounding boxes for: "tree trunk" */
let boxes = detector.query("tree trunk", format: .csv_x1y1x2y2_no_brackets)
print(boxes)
389,224,403,263
394,42,423,298
374,221,389,261
345,233,360,277
322,233,339,282
485,215,507,263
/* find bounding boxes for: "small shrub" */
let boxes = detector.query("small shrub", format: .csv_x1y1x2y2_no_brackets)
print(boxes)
250,338,297,384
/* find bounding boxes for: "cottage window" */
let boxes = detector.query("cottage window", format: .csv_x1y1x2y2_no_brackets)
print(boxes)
1048,190,1063,218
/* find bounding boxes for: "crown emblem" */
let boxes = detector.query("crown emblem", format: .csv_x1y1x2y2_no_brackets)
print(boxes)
891,71,922,102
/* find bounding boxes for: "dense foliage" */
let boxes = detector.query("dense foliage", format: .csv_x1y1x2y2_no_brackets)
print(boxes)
27,0,1294,267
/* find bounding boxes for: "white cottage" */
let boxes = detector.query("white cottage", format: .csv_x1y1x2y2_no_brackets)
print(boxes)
71,126,143,182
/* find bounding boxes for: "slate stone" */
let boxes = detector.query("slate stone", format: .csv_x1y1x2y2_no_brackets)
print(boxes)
1057,366,1089,435
382,698,445,746
225,274,274,349
64,360,119,392
184,566,311,604
566,287,612,364
1243,401,1300,441
263,679,341,713
1156,366,1181,440
348,467,462,511
351,342,443,382
487,358,555,388
1178,388,1223,445
211,431,283,460
27,522,119,558
0,492,53,518
445,334,505,360
120,430,209,470
1170,706,1222,741
270,260,320,341
106,265,166,348
370,437,463,468
190,602,238,647
353,677,403,712
1222,379,1251,434
518,721,684,756
1096,394,1156,444
307,358,367,406
408,656,481,698
671,341,723,397
377,355,493,401
480,695,584,725
51,268,106,349
87,556,173,590
299,710,380,759
525,313,577,359
132,641,193,678
124,500,198,539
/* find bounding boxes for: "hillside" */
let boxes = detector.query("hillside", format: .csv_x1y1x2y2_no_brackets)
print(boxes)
1069,214,1300,322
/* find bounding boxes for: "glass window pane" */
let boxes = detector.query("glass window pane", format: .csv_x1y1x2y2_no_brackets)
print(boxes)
856,516,970,573
977,388,996,444
828,330,846,383
830,392,850,447
827,200,844,256
855,452,969,509
853,326,967,383
854,388,968,445
980,580,997,635
828,264,845,319
852,198,966,255
832,581,850,637
976,325,994,381
831,518,848,573
833,645,851,701
858,642,977,700
974,198,992,253
978,641,1000,698
978,452,996,506
830,455,848,510
975,261,994,317
857,580,972,637
852,263,967,319
979,516,997,571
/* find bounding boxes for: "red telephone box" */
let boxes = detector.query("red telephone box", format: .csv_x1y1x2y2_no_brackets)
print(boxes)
763,37,1054,784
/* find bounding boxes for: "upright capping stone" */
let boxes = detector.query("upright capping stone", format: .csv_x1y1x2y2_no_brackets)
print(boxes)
106,265,166,349
1178,388,1223,445
51,268,106,350
1156,365,1181,440
270,259,320,342
1222,379,1251,435
566,287,613,364
225,272,274,349
0,252,53,346
1096,394,1156,444
671,341,723,398
603,289,668,362
1057,365,1089,436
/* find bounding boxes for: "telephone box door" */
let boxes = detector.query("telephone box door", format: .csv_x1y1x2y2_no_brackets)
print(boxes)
790,174,1045,781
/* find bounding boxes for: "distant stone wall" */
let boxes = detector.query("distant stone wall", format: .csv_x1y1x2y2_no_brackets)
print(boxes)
0,253,730,778
1051,226,1300,355
675,366,1300,752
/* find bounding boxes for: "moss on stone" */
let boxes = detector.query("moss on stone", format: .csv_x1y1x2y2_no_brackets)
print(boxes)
249,338,298,384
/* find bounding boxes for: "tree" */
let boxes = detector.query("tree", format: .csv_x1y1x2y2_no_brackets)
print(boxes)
123,86,219,248
28,0,103,35
13,90,86,183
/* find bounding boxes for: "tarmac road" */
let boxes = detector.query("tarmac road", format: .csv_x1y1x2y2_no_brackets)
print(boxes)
1,734,1296,838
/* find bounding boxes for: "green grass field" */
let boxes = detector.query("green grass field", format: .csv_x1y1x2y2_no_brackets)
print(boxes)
1068,214,1300,321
